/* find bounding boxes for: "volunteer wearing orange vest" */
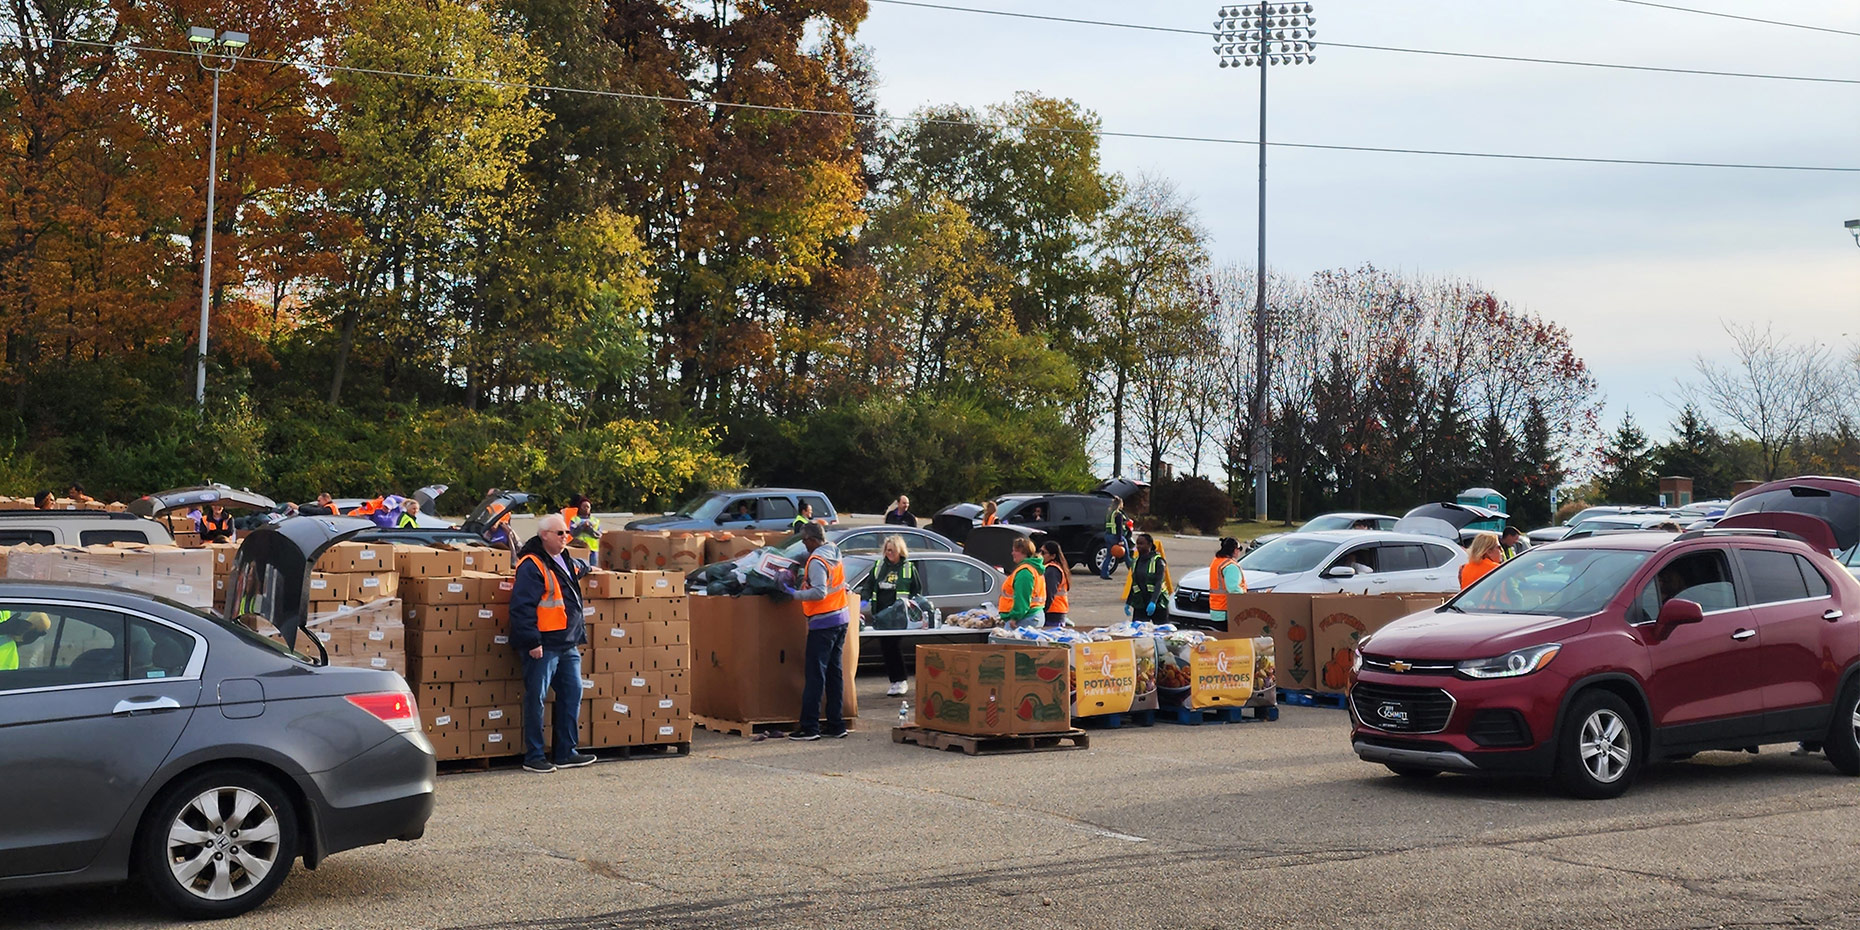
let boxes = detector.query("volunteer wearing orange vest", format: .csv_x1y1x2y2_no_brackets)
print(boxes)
998,537,1047,626
1208,536,1246,628
1460,532,1504,589
784,523,852,741
1038,541,1070,628
510,513,595,773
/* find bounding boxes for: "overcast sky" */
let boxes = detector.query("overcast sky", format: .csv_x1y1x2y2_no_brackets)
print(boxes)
853,0,1860,444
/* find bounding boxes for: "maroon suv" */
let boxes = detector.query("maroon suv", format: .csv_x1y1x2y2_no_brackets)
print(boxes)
1349,529,1860,798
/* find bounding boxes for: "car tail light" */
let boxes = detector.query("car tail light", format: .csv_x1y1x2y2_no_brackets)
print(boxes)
347,691,420,733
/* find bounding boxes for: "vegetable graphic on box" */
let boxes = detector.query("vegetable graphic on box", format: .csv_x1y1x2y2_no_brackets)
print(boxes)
980,654,1007,684
1317,610,1368,691
983,691,1000,728
1286,622,1309,685
923,652,946,678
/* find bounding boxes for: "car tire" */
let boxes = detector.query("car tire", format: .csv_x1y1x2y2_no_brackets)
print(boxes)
1384,764,1441,779
138,768,299,919
1554,690,1640,799
1087,539,1108,574
1822,678,1860,776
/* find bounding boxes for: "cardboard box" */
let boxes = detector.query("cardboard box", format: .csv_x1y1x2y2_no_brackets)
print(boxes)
637,598,689,622
630,531,669,570
406,603,461,631
644,692,689,720
660,668,689,695
592,714,642,747
1225,592,1317,691
403,576,473,605
914,643,1069,736
582,571,635,599
637,619,690,647
645,719,693,744
411,654,475,683
352,571,399,601
644,643,689,671
1311,594,1445,694
1070,639,1136,718
596,531,632,571
634,571,684,598
664,533,705,574
472,727,518,758
690,596,860,723
408,629,474,658
464,571,513,604
619,669,658,693
475,651,523,682
1157,633,1256,709
459,546,511,575
417,683,452,715
424,710,469,760
453,679,511,707
470,704,518,730
317,541,390,573
593,620,637,649
704,534,759,565
395,545,466,579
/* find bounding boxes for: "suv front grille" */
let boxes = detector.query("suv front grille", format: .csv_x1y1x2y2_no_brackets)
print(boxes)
1175,589,1210,613
1351,682,1456,734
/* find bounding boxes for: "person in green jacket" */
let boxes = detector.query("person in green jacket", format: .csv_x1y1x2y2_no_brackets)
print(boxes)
999,537,1047,627
859,535,926,696
1123,534,1171,620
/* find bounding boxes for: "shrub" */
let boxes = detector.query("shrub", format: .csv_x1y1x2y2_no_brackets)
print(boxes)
1152,475,1234,536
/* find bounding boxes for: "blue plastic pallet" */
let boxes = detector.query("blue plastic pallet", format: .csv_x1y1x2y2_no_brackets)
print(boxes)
1074,708,1157,729
1159,703,1279,725
1277,688,1348,709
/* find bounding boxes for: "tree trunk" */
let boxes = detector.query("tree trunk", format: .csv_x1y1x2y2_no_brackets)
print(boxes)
1111,367,1127,476
329,308,359,406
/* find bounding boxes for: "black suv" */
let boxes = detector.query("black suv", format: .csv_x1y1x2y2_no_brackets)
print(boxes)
992,493,1119,570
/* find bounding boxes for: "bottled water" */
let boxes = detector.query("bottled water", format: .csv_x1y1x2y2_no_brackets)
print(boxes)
898,700,910,723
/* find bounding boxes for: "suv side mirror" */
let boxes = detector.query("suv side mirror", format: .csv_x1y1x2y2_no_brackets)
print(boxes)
1322,565,1356,579
1654,598,1704,639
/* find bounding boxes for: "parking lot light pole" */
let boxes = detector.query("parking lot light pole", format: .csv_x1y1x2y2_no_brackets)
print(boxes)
1846,218,1859,248
189,26,249,408
1214,3,1315,523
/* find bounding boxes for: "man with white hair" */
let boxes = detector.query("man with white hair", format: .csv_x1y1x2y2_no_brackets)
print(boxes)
509,512,594,773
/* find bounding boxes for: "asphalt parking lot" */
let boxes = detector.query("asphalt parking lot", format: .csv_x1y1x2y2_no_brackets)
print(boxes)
15,529,1860,930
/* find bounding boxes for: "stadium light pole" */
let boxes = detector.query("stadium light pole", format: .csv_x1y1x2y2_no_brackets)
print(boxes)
189,26,249,408
1214,3,1314,524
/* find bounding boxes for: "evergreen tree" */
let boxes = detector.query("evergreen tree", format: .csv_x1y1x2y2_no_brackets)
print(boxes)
1513,398,1563,526
1598,413,1657,504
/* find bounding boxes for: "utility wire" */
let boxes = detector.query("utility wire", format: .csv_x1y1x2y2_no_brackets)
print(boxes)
17,32,1860,173
867,0,1860,85
1604,0,1860,39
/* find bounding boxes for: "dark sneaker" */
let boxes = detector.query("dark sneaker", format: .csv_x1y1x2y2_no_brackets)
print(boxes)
555,752,598,769
823,729,850,739
788,730,821,741
522,759,556,774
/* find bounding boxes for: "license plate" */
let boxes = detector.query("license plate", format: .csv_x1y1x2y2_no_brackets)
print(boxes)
1374,701,1410,726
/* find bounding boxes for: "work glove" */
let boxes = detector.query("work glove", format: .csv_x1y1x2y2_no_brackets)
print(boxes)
781,585,799,598
1123,605,1133,617
1145,601,1157,617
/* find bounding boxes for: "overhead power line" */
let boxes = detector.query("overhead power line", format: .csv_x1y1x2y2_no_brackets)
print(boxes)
1604,0,1860,39
867,0,1860,85
18,32,1860,174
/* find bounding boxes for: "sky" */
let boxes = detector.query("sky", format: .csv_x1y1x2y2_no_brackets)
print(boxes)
851,0,1860,445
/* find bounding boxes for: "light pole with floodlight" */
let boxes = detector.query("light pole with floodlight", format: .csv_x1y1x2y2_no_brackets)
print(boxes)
188,26,249,408
1213,2,1315,523
1846,218,1859,248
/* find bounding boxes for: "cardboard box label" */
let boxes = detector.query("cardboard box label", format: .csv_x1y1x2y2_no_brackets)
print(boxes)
485,732,504,743
434,714,452,726
612,702,629,715
1188,636,1255,708
370,657,388,669
1071,640,1136,716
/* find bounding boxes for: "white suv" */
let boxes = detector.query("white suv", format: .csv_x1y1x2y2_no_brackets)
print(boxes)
1169,530,1467,626
0,511,176,547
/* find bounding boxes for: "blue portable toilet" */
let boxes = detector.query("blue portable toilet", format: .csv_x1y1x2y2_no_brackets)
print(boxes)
1456,488,1508,534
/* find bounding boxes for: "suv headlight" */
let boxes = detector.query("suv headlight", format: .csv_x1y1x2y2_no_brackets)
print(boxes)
1457,643,1560,679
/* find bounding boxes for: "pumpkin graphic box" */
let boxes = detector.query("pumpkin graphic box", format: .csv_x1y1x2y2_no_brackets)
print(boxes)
915,643,1070,736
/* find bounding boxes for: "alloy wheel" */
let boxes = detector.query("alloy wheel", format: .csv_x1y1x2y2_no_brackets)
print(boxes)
165,786,283,901
1579,708,1632,784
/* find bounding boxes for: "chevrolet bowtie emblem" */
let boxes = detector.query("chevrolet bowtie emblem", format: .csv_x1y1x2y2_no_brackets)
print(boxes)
1388,660,1412,673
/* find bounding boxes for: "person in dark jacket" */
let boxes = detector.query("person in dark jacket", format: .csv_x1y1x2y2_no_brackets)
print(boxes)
509,513,594,773
883,496,916,527
789,502,815,533
299,492,336,516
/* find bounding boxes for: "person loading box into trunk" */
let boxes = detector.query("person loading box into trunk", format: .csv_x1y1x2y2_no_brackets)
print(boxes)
784,523,851,741
859,534,924,697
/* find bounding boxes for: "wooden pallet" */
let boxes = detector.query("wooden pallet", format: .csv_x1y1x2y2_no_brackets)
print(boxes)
891,725,1090,756
436,741,690,774
694,714,859,738
1277,688,1349,709
590,741,691,760
1158,703,1279,725
1074,708,1156,729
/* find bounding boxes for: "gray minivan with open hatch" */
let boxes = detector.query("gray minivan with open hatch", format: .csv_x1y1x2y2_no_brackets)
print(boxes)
0,516,434,918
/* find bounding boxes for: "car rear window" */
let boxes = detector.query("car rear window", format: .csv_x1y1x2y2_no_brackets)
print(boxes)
1378,544,1429,573
1798,555,1832,598
1726,487,1859,555
80,529,153,546
1739,549,1810,604
1239,537,1340,575
1051,499,1092,523
0,529,54,546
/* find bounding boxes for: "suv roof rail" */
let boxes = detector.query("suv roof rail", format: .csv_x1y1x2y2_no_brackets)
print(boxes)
1674,527,1808,545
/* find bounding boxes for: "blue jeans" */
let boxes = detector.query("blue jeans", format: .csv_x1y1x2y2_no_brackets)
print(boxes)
1099,532,1129,578
798,624,847,736
521,646,583,764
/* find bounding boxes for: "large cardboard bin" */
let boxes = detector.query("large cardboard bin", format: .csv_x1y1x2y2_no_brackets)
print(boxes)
1225,592,1316,691
1311,594,1445,694
914,642,1070,736
690,595,860,723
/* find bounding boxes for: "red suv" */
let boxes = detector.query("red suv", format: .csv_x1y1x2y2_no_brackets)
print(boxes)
1349,529,1860,798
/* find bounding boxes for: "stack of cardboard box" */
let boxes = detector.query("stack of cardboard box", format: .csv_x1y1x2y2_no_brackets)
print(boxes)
2,543,213,609
307,541,405,673
404,550,690,762
598,529,783,574
160,514,202,548
204,542,237,608
583,569,693,748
